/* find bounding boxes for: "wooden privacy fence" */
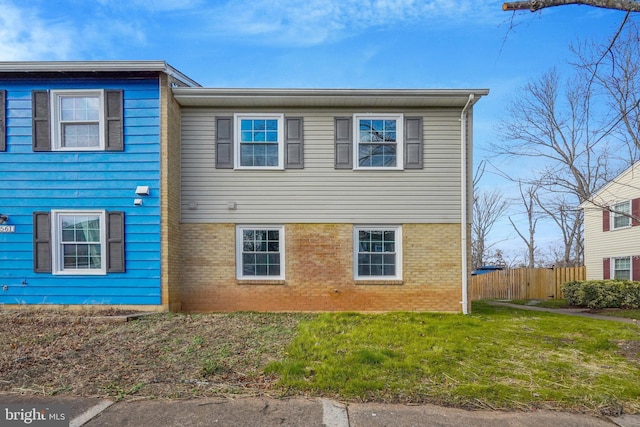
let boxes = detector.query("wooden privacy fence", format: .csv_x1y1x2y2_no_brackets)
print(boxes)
469,267,586,301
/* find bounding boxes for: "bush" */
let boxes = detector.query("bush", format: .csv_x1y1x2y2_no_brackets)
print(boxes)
561,280,640,309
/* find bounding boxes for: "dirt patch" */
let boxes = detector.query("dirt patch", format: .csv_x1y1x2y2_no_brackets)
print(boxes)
617,340,640,364
0,310,308,400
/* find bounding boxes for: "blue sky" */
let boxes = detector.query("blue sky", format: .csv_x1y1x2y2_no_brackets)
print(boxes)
0,0,632,260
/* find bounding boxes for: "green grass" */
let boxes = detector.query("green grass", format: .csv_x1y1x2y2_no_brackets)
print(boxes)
266,301,640,414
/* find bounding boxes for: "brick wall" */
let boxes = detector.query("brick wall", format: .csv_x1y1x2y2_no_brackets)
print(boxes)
178,223,464,312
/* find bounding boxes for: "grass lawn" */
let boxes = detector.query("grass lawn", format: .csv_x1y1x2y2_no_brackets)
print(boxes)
267,301,640,414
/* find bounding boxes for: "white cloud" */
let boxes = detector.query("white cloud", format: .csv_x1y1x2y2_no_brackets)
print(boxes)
0,1,73,60
204,0,499,46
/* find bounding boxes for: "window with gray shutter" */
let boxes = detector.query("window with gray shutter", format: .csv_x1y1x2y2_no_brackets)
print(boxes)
0,89,6,152
33,212,52,273
32,90,51,152
334,117,352,169
216,116,234,168
404,117,423,169
285,117,304,169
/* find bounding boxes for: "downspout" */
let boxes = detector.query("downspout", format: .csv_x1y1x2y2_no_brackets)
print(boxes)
460,94,474,315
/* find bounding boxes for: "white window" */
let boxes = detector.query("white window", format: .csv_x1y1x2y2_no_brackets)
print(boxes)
354,114,403,170
354,226,402,280
612,201,631,229
613,256,631,280
235,114,284,169
236,225,285,280
51,90,105,151
51,210,106,275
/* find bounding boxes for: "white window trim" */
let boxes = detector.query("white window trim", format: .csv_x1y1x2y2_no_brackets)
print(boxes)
353,113,404,171
234,113,285,170
51,210,107,276
50,89,105,151
236,225,285,280
611,200,632,230
353,225,402,280
612,256,632,280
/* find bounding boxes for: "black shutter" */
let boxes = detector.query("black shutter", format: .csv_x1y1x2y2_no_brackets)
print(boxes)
105,90,124,151
32,90,51,152
215,116,234,168
285,117,304,169
334,117,352,169
106,211,125,273
404,117,423,169
33,212,52,273
0,89,6,152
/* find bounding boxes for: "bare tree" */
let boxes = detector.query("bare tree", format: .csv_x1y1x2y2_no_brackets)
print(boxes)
503,1,640,12
508,182,540,268
535,196,583,266
496,68,619,265
472,189,510,269
472,162,510,269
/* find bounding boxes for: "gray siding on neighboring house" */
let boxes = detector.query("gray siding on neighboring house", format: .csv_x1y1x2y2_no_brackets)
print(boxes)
180,108,465,224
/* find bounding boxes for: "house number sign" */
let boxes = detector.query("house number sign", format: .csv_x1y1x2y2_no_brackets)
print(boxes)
0,225,15,233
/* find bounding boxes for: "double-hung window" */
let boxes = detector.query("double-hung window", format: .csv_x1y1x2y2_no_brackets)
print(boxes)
354,114,403,169
354,226,402,280
51,210,106,275
235,114,284,169
613,256,631,280
51,90,104,150
612,201,631,229
236,226,285,280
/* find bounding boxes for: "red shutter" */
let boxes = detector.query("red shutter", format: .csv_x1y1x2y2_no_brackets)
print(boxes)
632,199,640,227
603,208,610,232
603,258,610,279
633,256,640,282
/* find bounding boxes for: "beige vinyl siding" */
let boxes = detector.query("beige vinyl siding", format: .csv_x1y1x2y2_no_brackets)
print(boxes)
583,164,640,280
180,108,463,224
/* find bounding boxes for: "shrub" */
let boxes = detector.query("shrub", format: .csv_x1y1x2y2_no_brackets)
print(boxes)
561,280,640,309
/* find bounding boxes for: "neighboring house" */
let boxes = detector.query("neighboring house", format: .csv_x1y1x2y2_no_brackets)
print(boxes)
173,88,488,312
581,161,640,281
0,61,198,310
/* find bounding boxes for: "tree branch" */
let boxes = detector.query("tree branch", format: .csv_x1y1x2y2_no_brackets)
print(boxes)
503,0,640,12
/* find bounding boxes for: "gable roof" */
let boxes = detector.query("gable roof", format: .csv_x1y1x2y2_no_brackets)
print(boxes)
579,161,640,209
0,60,200,88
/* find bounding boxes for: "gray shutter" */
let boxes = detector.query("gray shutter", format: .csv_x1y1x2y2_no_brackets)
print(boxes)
33,211,52,273
32,90,51,152
0,90,5,152
404,117,423,169
334,117,352,169
105,90,124,151
216,116,234,168
285,117,304,169
106,211,125,273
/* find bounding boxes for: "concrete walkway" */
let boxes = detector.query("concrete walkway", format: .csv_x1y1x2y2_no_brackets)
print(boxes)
2,395,640,427
487,301,640,326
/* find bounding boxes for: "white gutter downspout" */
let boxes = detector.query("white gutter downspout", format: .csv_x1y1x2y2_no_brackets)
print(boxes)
460,94,474,315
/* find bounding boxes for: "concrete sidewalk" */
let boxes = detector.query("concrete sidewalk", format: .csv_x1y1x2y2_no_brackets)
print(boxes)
487,301,640,326
2,395,639,427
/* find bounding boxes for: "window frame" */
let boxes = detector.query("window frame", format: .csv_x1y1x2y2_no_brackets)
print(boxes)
613,256,631,280
236,225,285,280
234,113,285,170
353,113,404,170
353,225,402,280
51,209,107,276
50,89,106,151
611,200,632,230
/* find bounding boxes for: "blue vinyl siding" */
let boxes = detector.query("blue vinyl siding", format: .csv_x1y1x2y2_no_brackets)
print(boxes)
0,78,161,305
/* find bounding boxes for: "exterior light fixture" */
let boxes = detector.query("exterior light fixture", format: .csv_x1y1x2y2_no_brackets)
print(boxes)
0,214,8,224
